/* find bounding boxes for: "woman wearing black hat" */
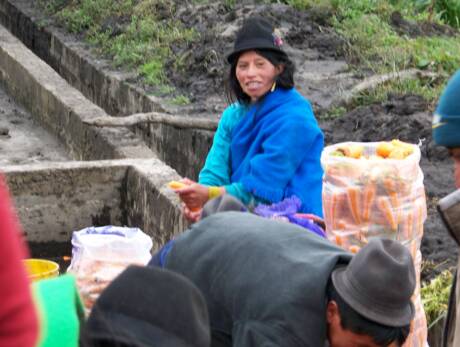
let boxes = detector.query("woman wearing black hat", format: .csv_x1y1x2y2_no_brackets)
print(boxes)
174,17,324,222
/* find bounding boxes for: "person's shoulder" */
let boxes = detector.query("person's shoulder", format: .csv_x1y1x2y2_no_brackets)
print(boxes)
289,88,314,111
223,102,248,116
220,103,248,130
271,89,319,129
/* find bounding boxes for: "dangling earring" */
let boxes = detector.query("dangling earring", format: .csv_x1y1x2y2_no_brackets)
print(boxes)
271,82,276,92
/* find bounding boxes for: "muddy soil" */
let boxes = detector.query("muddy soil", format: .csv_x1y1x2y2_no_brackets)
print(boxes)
85,1,358,116
0,84,70,166
323,94,458,279
165,2,354,115
390,11,458,38
29,1,458,279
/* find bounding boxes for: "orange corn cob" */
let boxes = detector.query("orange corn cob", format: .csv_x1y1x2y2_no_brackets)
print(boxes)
168,181,200,212
168,181,187,189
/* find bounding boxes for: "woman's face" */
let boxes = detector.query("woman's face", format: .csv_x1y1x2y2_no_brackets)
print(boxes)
235,50,283,102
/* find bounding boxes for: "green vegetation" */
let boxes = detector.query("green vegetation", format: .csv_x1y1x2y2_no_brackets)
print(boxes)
169,95,191,106
273,0,460,108
414,0,460,28
38,0,459,107
421,268,453,328
38,0,198,100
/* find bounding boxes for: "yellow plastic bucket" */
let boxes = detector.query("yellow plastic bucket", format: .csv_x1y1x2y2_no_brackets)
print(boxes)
23,259,59,281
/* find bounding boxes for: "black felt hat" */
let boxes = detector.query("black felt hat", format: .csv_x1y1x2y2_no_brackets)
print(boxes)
227,16,286,64
83,265,210,347
332,238,416,327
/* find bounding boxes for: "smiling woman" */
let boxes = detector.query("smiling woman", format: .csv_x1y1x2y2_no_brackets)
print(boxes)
173,16,324,222
235,51,282,103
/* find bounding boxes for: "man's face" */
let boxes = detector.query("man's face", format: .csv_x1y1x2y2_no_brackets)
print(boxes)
449,147,460,188
326,301,399,347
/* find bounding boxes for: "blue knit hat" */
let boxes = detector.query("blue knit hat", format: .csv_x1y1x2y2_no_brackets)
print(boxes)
433,70,460,147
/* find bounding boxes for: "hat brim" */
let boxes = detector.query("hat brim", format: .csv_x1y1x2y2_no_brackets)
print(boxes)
226,42,287,64
331,266,415,327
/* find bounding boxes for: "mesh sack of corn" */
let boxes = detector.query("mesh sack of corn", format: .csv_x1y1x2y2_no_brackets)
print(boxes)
321,140,428,347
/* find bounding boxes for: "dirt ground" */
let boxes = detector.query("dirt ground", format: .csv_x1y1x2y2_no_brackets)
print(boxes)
0,84,70,166
33,1,458,279
158,2,460,279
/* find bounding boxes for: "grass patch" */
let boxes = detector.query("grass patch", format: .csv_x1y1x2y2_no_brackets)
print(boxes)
169,95,191,106
350,76,445,108
414,0,460,28
266,0,460,107
38,0,459,109
38,0,199,91
329,0,460,105
421,268,453,328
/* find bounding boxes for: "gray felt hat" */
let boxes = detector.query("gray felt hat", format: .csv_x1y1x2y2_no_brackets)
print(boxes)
332,238,416,327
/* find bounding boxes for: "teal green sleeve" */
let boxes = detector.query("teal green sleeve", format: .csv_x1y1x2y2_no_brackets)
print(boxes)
224,182,254,206
199,104,261,206
198,104,245,187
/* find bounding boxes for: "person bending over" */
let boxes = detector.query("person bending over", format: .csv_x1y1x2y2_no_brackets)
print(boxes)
150,197,414,347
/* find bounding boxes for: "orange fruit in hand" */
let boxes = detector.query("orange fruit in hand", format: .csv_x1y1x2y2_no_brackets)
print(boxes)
168,181,187,189
376,142,394,158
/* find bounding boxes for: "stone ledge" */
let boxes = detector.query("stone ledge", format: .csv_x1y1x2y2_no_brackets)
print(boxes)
0,0,215,179
0,25,155,160
3,159,185,248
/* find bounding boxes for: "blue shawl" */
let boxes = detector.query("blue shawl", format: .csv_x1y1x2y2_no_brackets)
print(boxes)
230,87,324,216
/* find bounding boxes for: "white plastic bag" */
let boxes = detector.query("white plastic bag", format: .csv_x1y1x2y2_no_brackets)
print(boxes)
321,142,428,347
67,226,153,313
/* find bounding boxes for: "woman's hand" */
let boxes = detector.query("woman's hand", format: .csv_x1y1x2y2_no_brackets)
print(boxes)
175,178,210,210
183,205,202,223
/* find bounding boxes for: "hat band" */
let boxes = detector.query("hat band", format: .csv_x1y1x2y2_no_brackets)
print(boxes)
332,267,414,327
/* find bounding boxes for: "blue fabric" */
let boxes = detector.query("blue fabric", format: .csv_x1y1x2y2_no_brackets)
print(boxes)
433,69,460,147
199,104,246,187
231,87,324,215
149,239,175,268
198,105,256,205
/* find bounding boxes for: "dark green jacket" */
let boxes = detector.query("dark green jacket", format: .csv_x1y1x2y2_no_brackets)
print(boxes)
165,212,352,347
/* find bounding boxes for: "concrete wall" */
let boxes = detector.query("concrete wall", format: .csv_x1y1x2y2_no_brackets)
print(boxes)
0,15,187,250
0,0,213,179
4,162,127,242
0,24,154,161
3,159,184,247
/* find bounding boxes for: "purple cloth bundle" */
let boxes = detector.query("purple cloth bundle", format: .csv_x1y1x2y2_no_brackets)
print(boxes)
254,196,326,238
